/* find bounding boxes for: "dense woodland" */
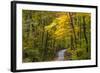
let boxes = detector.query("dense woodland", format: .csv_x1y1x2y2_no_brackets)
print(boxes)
22,10,91,62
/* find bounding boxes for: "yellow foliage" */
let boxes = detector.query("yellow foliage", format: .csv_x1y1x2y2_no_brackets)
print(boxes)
75,26,80,33
54,28,66,35
57,14,70,25
45,22,57,31
45,13,73,40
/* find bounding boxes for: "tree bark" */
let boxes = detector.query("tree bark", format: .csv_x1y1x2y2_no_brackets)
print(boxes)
82,16,88,52
42,31,49,61
69,13,77,49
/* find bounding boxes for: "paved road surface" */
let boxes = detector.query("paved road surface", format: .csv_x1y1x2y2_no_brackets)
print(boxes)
56,49,66,61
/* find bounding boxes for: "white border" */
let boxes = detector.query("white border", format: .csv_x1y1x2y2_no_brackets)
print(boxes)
16,3,96,70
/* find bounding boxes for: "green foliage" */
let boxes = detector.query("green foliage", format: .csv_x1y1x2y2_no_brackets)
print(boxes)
23,48,41,62
22,10,91,62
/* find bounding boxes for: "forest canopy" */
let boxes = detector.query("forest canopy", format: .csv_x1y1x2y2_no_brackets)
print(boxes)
22,10,91,62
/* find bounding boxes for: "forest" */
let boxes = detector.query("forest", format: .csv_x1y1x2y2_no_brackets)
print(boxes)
22,10,91,62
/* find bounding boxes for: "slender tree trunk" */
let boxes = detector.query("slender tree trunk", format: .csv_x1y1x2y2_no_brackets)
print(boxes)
77,16,82,48
70,35,73,50
69,13,77,49
41,18,46,61
42,31,49,61
82,16,88,52
79,17,82,48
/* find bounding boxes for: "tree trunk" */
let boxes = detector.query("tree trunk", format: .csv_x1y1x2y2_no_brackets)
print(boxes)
69,13,77,49
42,31,49,61
82,16,88,52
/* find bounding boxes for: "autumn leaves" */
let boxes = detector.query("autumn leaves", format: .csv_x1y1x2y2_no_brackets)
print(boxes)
22,10,91,62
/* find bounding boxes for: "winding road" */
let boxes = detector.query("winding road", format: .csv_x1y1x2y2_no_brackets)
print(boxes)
56,49,66,61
